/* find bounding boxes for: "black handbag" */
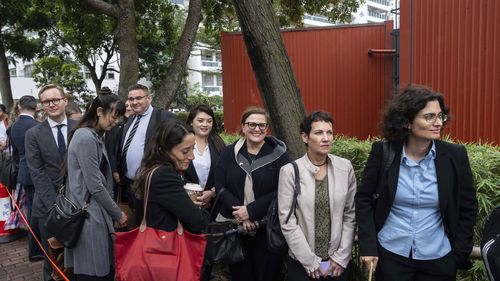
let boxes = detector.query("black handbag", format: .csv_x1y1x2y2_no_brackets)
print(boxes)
44,182,91,249
205,188,246,265
0,144,18,190
266,161,300,254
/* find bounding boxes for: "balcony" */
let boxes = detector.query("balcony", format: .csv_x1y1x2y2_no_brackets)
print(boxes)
368,0,390,6
201,61,221,67
203,86,222,93
368,10,388,20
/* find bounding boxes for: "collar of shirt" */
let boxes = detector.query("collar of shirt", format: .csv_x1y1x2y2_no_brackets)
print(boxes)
194,141,210,156
19,113,35,118
47,116,68,128
401,141,436,166
139,105,154,118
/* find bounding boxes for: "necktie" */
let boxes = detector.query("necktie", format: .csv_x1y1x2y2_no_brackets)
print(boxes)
122,115,142,158
56,124,66,160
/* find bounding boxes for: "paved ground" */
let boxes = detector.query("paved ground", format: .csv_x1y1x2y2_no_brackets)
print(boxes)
0,235,42,281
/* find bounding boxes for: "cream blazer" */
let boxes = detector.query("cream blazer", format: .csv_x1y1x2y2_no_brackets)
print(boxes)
278,153,356,273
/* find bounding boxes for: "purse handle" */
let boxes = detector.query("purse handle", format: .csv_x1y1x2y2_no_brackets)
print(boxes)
140,166,160,232
139,166,184,235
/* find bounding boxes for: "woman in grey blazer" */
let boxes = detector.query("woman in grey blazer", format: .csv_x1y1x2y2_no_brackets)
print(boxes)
64,94,127,281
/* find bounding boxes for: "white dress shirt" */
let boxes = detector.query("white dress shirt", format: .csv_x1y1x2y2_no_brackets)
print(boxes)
47,117,68,146
192,142,211,188
124,105,153,179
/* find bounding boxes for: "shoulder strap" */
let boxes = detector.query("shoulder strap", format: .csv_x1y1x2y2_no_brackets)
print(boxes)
140,166,161,232
377,142,395,193
284,161,300,223
209,188,226,217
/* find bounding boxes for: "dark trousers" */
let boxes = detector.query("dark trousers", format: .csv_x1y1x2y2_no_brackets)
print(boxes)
125,179,143,226
285,256,350,281
74,268,114,281
376,246,457,281
229,229,283,281
24,185,43,258
36,216,53,281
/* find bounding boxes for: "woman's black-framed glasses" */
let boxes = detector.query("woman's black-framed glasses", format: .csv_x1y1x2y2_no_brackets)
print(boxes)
245,122,268,130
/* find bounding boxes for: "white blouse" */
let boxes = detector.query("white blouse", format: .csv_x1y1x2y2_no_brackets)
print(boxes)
193,142,211,188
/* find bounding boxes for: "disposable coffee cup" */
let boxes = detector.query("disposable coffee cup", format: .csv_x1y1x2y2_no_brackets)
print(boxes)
184,183,203,202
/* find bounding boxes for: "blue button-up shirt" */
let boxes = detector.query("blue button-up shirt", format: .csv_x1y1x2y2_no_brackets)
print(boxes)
378,142,451,260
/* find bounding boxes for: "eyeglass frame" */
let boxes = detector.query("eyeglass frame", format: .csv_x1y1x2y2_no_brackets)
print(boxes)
127,95,149,102
418,112,448,123
41,97,66,107
244,122,268,131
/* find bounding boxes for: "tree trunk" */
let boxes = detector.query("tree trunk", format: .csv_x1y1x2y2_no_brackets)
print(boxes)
232,0,306,159
85,0,138,99
154,0,203,108
0,40,14,111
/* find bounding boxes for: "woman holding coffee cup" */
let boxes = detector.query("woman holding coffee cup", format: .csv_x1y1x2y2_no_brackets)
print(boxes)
133,121,209,236
214,106,290,281
184,104,226,208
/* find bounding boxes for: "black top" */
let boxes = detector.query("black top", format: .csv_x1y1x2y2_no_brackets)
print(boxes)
215,136,290,221
145,165,210,234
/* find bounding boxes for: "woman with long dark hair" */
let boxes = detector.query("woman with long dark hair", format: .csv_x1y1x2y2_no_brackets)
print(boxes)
64,94,127,281
355,84,478,281
133,120,209,235
184,104,226,208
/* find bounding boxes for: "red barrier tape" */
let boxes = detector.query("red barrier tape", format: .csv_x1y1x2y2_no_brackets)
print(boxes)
1,183,70,281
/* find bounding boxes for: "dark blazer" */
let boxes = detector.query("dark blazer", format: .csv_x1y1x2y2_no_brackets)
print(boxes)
25,119,77,218
146,165,209,234
184,138,224,191
10,115,38,186
119,108,173,178
215,137,290,221
355,140,478,269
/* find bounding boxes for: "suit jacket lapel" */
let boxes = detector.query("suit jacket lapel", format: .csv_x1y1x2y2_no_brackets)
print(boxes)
387,143,402,205
434,141,450,213
41,120,60,158
120,115,134,149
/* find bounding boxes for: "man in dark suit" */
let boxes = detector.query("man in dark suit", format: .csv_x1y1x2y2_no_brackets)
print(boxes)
26,84,77,281
117,83,173,224
9,95,42,261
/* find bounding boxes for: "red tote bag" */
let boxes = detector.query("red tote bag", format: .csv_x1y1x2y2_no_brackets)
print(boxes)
115,167,207,281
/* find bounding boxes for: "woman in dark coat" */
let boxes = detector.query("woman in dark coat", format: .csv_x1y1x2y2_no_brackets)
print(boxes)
215,106,290,281
184,104,226,209
355,84,478,281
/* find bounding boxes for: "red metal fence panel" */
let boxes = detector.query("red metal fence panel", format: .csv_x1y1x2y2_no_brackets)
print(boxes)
400,0,500,144
221,22,394,139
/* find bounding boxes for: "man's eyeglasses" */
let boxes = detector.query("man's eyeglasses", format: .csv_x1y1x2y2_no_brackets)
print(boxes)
419,113,448,123
127,95,148,102
245,122,268,130
41,98,65,107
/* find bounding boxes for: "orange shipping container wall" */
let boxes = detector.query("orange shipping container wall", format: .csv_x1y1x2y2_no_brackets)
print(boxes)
221,22,394,139
400,0,500,144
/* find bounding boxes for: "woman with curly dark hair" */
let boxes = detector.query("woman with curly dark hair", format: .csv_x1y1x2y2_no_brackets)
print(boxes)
355,84,478,281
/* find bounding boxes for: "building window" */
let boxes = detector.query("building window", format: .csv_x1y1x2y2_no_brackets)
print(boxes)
24,65,34,77
84,67,91,79
9,68,17,77
202,73,214,86
216,74,222,86
107,72,115,80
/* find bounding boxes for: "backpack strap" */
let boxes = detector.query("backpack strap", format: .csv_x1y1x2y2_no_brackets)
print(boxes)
284,161,300,223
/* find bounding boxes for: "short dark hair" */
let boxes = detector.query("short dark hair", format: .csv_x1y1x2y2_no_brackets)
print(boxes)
240,106,269,124
0,104,6,113
127,83,149,94
18,95,37,111
381,84,449,143
38,84,65,99
300,111,334,135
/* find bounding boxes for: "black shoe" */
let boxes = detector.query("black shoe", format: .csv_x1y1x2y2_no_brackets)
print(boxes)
29,255,44,262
